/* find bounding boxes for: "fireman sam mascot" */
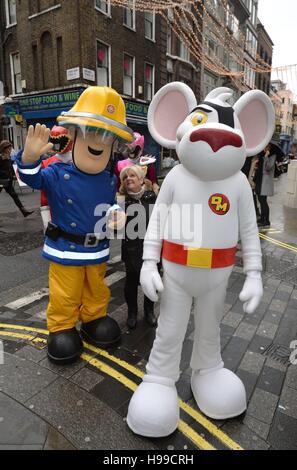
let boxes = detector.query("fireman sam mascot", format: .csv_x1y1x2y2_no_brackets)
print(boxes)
16,86,133,364
127,83,275,436
40,126,73,231
115,132,159,194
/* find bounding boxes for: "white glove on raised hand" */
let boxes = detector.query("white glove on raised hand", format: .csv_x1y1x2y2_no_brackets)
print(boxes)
140,260,164,302
239,271,263,314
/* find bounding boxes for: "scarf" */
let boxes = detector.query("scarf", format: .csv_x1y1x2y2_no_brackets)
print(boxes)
127,186,145,200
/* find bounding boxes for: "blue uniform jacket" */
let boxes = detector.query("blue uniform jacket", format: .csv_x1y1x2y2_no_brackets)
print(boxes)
16,152,117,266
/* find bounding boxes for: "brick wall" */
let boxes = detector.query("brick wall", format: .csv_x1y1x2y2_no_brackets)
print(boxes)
2,0,164,98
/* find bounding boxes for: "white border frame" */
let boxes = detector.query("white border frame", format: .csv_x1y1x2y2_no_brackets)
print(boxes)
123,0,136,31
123,52,135,98
5,0,17,27
10,51,21,94
144,11,155,42
94,0,111,18
144,62,155,101
96,38,112,87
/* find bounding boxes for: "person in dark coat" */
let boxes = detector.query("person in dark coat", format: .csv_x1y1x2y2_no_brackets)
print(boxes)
241,156,260,218
119,164,158,329
0,140,33,217
254,143,277,227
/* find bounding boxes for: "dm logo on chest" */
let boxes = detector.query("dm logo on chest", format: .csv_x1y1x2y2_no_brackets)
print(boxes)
208,193,230,215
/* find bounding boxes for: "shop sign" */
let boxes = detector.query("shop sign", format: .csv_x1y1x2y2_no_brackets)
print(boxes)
125,100,148,119
83,68,95,82
19,89,84,113
3,102,19,117
67,67,80,80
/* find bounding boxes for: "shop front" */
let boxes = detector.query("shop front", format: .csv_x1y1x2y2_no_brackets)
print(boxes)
3,87,86,151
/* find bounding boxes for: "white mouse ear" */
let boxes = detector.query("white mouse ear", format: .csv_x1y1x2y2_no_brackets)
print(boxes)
148,82,197,149
234,90,275,157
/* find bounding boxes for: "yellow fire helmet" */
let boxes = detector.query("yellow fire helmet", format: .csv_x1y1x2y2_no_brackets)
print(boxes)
57,86,134,143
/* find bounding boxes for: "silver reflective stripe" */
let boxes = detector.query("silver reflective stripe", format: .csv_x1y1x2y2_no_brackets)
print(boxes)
60,111,134,137
44,244,110,260
18,164,41,175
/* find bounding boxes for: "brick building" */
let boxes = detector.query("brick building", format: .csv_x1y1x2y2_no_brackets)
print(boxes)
255,19,273,94
0,0,165,161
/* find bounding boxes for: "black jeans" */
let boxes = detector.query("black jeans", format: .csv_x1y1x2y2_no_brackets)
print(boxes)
124,267,154,317
0,180,26,214
258,195,270,223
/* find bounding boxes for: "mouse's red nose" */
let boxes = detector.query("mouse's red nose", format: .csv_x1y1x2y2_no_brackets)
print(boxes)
190,129,243,152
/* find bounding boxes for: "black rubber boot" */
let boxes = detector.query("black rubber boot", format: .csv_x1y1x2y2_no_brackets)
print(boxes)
126,312,137,329
11,194,34,218
47,328,83,365
80,316,121,346
22,209,34,218
144,296,158,327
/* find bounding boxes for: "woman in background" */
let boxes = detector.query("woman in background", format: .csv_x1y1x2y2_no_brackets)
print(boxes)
0,140,33,217
255,143,277,227
119,165,158,329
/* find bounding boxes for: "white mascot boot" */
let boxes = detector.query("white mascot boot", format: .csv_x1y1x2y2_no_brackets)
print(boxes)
191,362,247,420
127,375,179,437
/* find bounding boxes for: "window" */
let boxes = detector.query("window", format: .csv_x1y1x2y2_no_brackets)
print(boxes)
145,11,155,41
167,27,172,54
95,0,110,16
10,52,22,94
57,37,63,86
207,0,224,21
251,0,257,25
245,28,257,58
41,31,53,89
206,37,219,59
97,41,111,87
5,0,17,26
123,53,135,97
144,63,154,101
123,0,135,30
244,62,256,89
179,40,190,62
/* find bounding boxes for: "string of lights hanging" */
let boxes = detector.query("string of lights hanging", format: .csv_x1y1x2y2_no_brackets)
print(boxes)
109,0,297,95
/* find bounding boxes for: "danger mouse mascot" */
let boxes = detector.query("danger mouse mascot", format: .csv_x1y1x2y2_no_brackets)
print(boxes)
16,87,133,364
127,83,275,436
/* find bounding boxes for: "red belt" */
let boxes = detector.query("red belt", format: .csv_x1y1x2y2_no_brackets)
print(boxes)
162,240,237,269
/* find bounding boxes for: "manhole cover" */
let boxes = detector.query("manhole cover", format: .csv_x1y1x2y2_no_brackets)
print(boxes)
261,343,291,365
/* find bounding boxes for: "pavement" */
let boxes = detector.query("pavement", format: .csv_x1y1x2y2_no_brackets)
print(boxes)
0,175,297,451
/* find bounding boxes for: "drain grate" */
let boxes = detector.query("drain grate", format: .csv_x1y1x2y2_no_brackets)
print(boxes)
261,343,291,365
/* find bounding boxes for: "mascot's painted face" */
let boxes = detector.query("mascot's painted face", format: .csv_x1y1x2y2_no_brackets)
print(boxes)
176,96,246,180
69,128,117,175
148,84,275,182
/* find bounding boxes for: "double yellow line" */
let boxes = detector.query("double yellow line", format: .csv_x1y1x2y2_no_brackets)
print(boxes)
0,323,242,451
259,232,297,254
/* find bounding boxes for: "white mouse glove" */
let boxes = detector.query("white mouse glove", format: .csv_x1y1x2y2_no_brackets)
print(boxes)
140,260,164,302
239,270,263,314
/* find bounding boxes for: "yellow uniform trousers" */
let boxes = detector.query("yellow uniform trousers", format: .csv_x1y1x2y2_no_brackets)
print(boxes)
47,262,110,333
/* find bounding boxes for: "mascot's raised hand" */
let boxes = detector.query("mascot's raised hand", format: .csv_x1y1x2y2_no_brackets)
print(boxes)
23,124,53,164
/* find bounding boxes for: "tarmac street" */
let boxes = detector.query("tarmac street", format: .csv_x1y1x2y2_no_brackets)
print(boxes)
0,175,297,450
